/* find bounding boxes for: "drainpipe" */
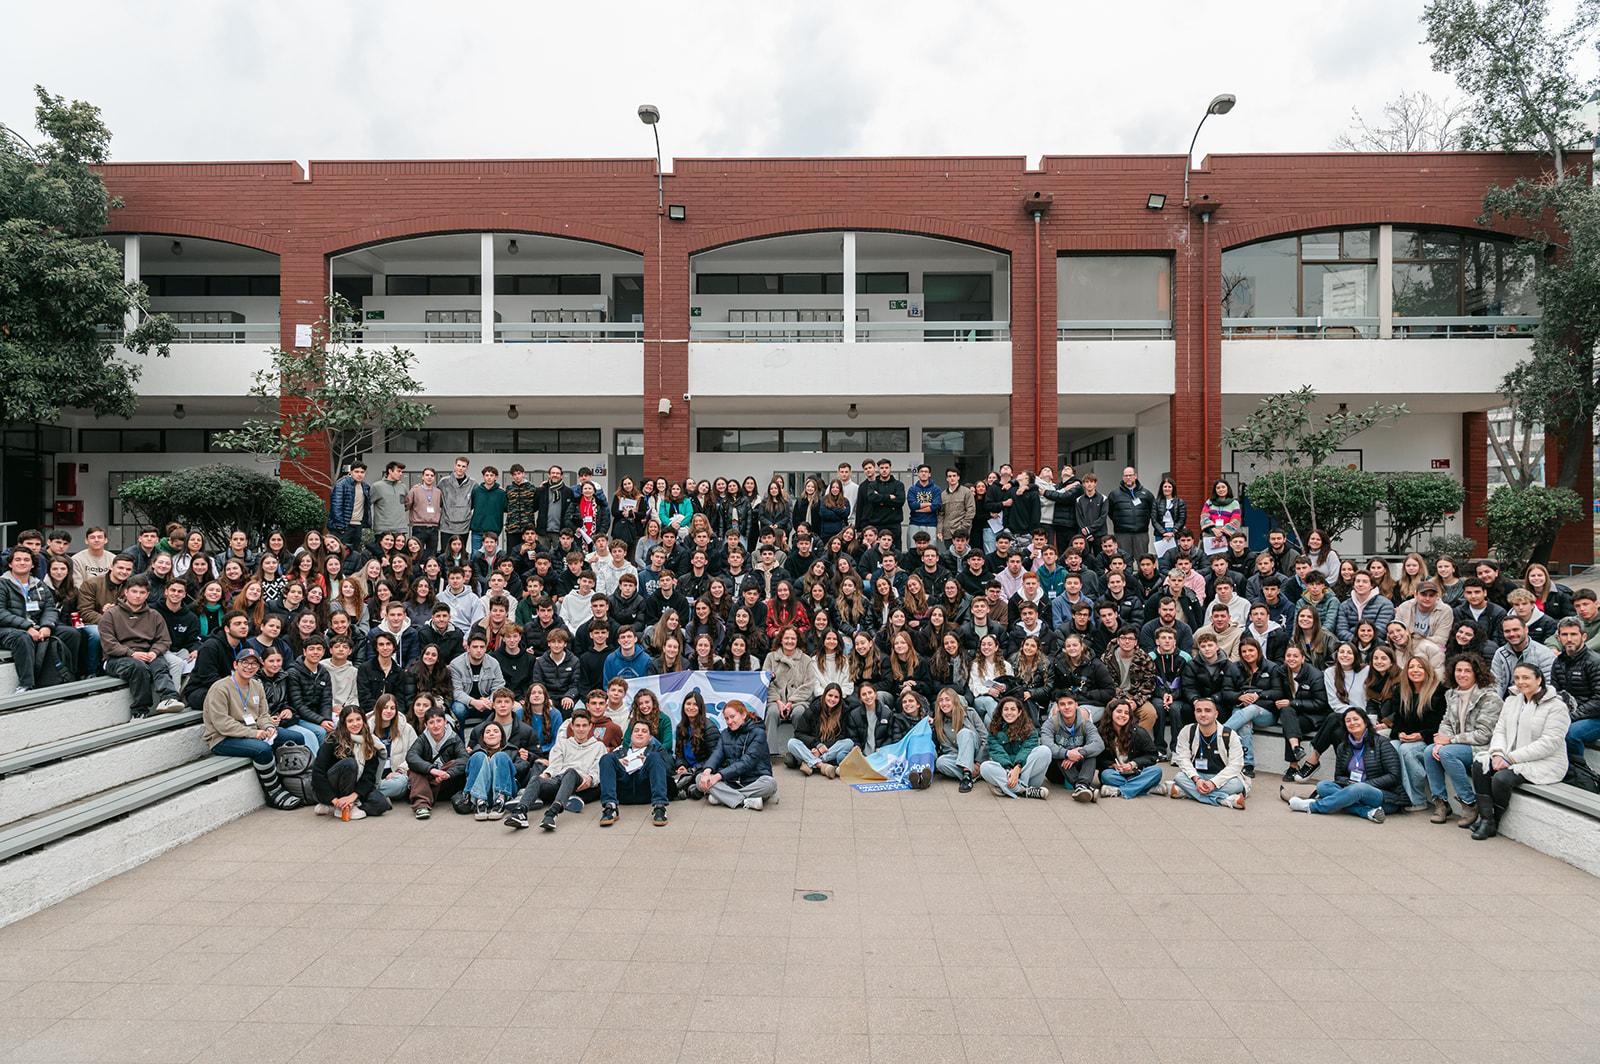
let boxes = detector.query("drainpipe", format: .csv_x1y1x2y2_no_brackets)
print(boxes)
1034,210,1043,471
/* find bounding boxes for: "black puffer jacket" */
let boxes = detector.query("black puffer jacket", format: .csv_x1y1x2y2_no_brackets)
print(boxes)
1332,729,1404,807
1552,646,1600,721
1106,480,1155,534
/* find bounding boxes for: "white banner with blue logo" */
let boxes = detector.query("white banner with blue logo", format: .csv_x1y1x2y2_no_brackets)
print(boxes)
620,671,772,729
842,717,936,792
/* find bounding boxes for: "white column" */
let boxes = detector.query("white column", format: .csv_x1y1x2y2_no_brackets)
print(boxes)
842,231,857,343
481,232,495,344
1377,224,1393,340
123,235,141,338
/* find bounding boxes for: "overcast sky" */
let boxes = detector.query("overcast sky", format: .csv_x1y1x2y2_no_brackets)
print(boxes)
4,0,1590,167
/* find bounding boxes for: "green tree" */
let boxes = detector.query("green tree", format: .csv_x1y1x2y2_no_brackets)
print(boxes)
1424,0,1600,507
1222,386,1407,545
1382,471,1467,553
1481,483,1585,568
0,86,178,422
117,465,325,548
1244,465,1388,546
212,295,435,494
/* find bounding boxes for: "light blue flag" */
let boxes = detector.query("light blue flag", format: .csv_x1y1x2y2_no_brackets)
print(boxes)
853,717,936,792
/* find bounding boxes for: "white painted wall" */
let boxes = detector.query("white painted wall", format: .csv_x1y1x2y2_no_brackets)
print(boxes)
133,343,275,398
148,295,280,324
408,342,644,397
688,342,1011,398
1058,340,1176,396
1135,401,1171,476
1221,337,1531,399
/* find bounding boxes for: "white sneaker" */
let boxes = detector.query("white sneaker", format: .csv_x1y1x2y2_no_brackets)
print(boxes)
1288,796,1313,812
1099,785,1121,800
743,796,763,812
706,791,722,806
313,804,334,816
155,698,186,713
347,807,367,820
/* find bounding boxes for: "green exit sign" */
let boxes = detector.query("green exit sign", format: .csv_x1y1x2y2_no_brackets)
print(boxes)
690,307,702,317
364,309,385,320
888,300,907,310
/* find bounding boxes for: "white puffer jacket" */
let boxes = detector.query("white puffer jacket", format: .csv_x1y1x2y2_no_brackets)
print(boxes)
1479,684,1570,785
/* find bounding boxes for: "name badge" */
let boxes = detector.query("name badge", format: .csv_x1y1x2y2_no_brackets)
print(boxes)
243,713,256,725
1194,755,1210,771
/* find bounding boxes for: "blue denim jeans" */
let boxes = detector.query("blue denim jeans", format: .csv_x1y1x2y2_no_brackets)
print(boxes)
1309,779,1392,818
1395,740,1432,805
1423,742,1478,805
785,737,855,767
934,728,978,778
1172,772,1245,805
283,722,324,753
1223,703,1278,767
1566,718,1600,764
978,746,1052,796
378,772,410,799
1100,764,1164,798
465,750,518,801
212,733,292,765
599,748,670,806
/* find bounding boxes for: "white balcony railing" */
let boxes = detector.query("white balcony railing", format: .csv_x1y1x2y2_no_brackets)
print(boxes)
100,322,282,344
1057,319,1173,341
690,320,1010,343
1223,315,1539,340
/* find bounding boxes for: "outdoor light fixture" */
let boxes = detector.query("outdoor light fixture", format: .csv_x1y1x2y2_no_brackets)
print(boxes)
1183,93,1237,207
658,397,672,416
1146,193,1166,210
173,404,186,419
506,239,519,255
506,404,519,420
847,403,859,419
170,241,183,255
667,205,686,221
638,103,664,212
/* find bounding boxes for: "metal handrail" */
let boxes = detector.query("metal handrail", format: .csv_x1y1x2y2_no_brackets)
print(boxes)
1057,319,1173,340
691,319,1010,342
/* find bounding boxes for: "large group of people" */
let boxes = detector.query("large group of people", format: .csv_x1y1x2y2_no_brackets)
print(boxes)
1,455,1587,839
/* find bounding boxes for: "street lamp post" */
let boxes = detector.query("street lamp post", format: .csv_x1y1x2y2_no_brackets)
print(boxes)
1182,94,1236,208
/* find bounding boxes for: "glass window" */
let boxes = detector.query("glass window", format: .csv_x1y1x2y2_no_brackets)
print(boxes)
823,274,844,294
122,430,163,453
431,429,470,454
207,431,245,453
1302,264,1377,317
165,429,206,452
698,429,738,453
206,276,250,297
782,274,824,295
559,275,601,295
1300,232,1341,261
1342,230,1374,259
1393,263,1461,317
1057,256,1172,321
249,276,281,297
472,429,515,453
861,273,910,294
558,429,601,452
783,429,824,452
517,276,560,295
1220,237,1298,318
696,275,738,295
428,276,473,296
163,276,205,297
80,430,121,453
387,430,424,453
868,429,909,452
1420,232,1460,259
740,428,780,452
386,276,428,296
517,429,558,453
739,275,782,295
616,430,644,456
923,274,991,302
826,428,867,452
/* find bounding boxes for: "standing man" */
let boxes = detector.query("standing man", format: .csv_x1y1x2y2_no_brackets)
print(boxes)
906,464,942,548
937,467,974,552
534,465,575,549
860,458,906,550
368,461,410,543
469,466,507,554
327,461,371,546
835,461,860,527
438,456,475,548
1108,467,1154,560
98,574,185,716
505,464,539,546
404,466,443,554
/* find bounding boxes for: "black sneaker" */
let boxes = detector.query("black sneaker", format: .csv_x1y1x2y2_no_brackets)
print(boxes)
1282,768,1300,782
490,795,506,819
414,805,431,820
540,810,558,831
1242,765,1256,779
564,796,585,814
599,803,620,827
505,806,529,829
958,772,973,794
652,805,668,826
687,785,704,800
1296,761,1318,780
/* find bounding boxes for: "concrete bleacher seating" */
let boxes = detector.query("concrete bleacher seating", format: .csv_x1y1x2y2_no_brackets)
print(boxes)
1249,719,1600,876
0,656,262,928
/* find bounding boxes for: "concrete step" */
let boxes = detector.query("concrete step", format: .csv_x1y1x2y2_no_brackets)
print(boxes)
0,679,131,755
0,713,210,828
0,657,15,698
0,761,261,929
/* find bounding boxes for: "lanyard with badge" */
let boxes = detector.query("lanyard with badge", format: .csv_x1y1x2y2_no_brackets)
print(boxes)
234,677,260,726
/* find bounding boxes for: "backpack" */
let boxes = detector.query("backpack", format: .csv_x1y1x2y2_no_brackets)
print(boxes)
1562,759,1600,794
275,743,315,803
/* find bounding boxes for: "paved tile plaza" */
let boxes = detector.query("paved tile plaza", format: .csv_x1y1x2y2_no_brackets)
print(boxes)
1,774,1597,1064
